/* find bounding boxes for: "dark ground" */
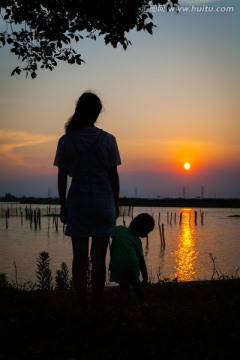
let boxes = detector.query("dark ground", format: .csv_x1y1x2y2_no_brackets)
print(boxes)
0,279,239,360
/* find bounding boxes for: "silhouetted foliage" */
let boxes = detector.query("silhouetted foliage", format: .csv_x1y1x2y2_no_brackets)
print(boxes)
2,192,18,201
55,262,72,291
0,0,179,78
36,251,53,290
0,273,11,288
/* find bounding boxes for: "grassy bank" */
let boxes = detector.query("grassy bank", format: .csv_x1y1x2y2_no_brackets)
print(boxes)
1,279,239,360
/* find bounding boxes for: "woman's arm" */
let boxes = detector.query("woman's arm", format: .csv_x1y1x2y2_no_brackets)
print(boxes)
108,166,120,218
58,167,68,223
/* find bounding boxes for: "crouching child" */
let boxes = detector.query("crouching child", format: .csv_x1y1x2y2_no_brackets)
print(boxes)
109,213,155,307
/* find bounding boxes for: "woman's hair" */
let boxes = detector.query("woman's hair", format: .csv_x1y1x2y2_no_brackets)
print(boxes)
65,92,103,133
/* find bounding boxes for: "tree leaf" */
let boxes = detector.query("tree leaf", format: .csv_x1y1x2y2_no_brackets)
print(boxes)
0,0,170,78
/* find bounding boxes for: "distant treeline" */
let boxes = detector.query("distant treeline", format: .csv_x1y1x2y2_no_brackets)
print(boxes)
0,193,60,205
119,197,240,208
1,193,240,208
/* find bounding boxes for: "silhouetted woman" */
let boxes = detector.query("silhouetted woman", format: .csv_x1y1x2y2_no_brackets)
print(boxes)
54,92,121,305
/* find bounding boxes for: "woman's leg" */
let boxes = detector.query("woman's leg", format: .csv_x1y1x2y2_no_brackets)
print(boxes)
71,237,89,305
90,237,109,303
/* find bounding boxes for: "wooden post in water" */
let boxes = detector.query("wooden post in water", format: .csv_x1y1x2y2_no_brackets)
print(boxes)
179,212,182,224
53,214,59,232
158,209,165,248
29,209,33,228
20,208,23,225
194,211,197,225
47,215,50,236
158,212,164,247
34,210,37,230
5,212,8,228
56,215,59,232
158,224,162,245
53,214,56,231
161,224,166,248
38,209,41,229
122,209,126,226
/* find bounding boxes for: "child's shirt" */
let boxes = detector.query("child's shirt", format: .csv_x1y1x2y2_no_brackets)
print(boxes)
110,225,144,272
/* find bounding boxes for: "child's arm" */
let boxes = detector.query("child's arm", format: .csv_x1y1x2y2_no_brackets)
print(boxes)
139,256,148,286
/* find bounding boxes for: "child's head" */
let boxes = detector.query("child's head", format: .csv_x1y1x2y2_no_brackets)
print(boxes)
129,213,155,238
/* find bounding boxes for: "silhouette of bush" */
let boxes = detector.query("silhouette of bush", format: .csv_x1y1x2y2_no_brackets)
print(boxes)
36,251,53,290
55,262,72,291
0,273,11,289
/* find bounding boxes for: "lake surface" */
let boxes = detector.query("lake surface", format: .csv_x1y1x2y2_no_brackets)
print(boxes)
0,203,240,285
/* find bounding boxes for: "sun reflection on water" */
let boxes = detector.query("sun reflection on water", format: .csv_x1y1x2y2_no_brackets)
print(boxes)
174,209,199,281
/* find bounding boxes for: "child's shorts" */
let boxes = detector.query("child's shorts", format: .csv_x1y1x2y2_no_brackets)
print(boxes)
110,269,140,284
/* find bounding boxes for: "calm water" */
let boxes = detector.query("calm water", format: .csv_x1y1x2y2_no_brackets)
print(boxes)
0,203,240,284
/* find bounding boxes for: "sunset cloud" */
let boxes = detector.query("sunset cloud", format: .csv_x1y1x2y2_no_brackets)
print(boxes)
0,129,58,167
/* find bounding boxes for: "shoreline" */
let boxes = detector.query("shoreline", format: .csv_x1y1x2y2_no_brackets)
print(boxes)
1,197,240,208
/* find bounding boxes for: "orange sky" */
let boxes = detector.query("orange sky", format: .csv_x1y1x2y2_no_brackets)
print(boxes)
0,0,239,198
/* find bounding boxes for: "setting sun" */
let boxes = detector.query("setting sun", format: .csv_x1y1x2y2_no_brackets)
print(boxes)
184,162,191,170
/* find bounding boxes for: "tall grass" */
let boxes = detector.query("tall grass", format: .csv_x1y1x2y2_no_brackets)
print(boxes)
0,252,239,291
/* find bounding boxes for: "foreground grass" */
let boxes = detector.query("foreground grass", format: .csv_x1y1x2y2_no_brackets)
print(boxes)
1,280,240,360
